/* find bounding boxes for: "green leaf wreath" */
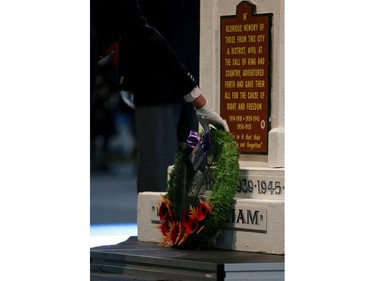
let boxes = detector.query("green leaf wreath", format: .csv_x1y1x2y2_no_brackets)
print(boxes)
158,129,239,249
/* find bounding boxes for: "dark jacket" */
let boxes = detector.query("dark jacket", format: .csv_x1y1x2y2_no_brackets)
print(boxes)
135,0,200,106
91,0,197,101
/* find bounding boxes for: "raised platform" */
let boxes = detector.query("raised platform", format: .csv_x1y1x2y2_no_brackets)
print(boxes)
90,236,284,281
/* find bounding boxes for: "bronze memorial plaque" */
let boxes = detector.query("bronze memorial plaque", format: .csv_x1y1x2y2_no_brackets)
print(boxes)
220,1,272,154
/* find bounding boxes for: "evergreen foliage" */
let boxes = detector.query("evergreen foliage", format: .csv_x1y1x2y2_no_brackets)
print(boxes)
164,129,239,248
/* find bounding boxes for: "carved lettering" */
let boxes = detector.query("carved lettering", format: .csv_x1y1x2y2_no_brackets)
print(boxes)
228,206,267,231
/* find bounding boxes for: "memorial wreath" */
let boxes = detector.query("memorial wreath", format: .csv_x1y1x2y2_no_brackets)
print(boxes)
158,129,239,249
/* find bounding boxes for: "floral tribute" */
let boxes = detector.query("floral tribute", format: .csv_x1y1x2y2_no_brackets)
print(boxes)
158,129,239,249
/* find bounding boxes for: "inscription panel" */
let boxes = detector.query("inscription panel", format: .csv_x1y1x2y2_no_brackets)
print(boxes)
150,199,268,232
236,170,284,200
225,205,267,232
220,1,272,154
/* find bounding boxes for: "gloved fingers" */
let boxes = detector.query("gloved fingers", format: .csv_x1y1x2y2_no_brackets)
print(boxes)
201,123,210,133
198,117,229,132
212,119,229,132
196,114,229,132
196,114,210,132
195,102,230,132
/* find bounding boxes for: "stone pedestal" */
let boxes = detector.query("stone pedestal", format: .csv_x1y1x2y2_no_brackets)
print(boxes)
137,165,284,254
214,198,284,254
137,191,284,254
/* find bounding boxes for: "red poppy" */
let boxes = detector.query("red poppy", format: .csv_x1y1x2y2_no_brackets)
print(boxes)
181,208,191,228
159,198,214,247
159,198,176,221
161,221,180,246
174,222,184,245
184,216,199,235
170,222,179,244
190,205,200,221
198,201,213,220
159,201,169,221
159,220,170,235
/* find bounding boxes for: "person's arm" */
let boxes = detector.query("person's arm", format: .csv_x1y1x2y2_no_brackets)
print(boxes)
110,0,229,132
191,94,206,109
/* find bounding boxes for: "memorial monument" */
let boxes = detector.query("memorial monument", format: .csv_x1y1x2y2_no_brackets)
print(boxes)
92,1,285,279
138,0,284,255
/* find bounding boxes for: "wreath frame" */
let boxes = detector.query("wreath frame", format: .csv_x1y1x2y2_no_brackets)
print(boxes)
159,129,239,249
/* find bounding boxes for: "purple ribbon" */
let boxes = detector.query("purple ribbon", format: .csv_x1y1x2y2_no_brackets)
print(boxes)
186,130,211,154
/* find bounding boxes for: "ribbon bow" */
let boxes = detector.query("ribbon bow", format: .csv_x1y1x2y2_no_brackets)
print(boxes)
186,130,211,171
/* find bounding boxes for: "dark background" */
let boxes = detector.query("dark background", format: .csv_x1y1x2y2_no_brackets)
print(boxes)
90,59,138,226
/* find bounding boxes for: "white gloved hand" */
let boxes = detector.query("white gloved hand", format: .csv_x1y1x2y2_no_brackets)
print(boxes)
195,102,229,132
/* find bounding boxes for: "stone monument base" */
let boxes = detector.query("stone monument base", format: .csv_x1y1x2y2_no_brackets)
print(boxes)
137,191,284,254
